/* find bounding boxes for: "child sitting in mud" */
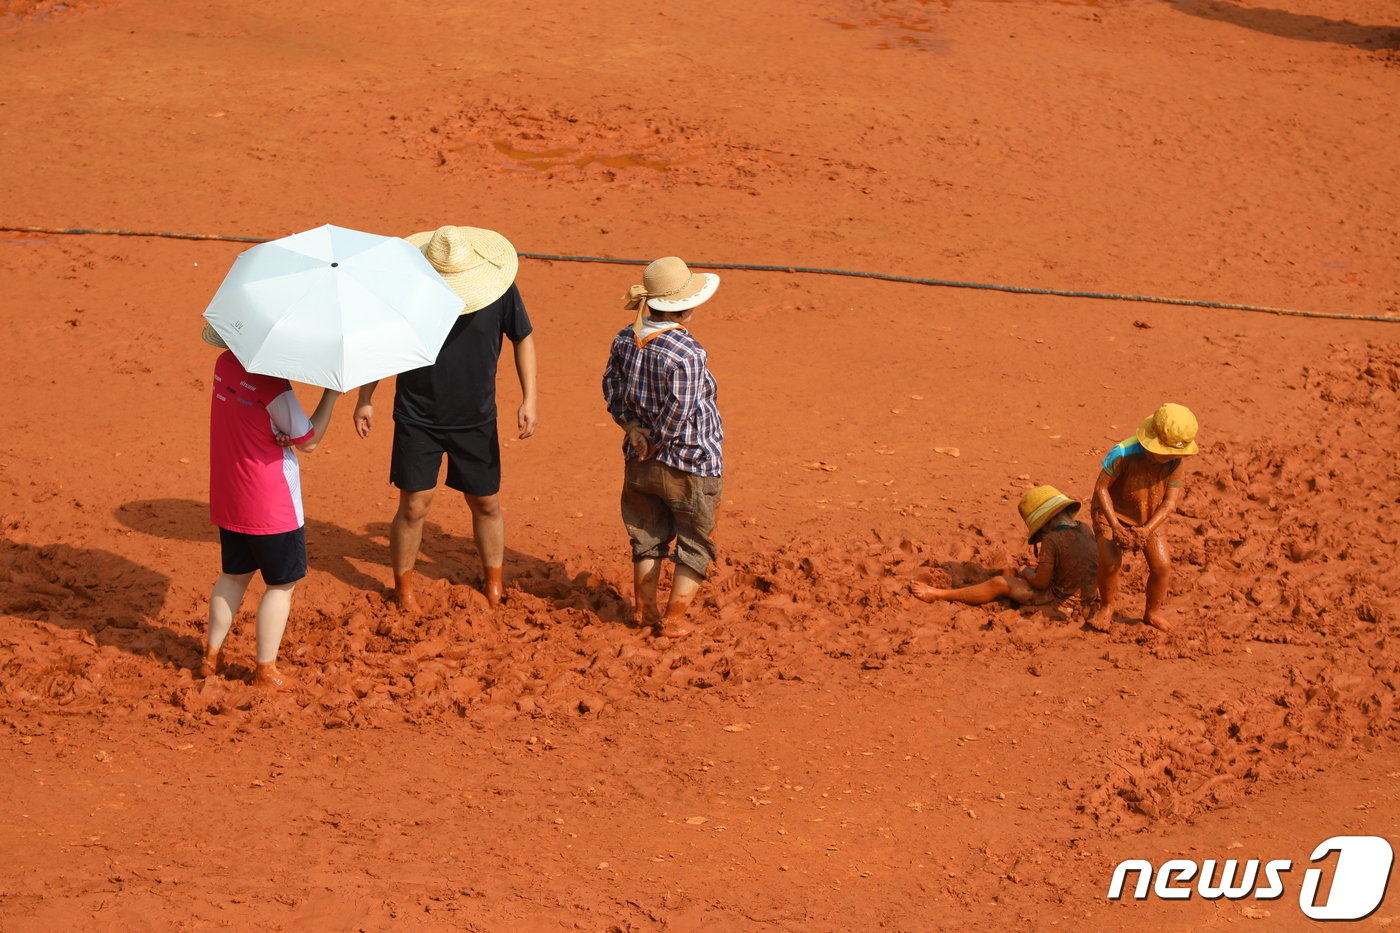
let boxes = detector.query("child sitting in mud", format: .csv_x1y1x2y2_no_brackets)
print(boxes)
910,485,1098,611
1087,402,1199,633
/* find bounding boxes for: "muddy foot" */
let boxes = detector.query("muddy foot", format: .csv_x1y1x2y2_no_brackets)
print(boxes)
657,618,693,638
252,661,291,690
198,649,224,679
393,571,420,613
484,567,504,608
1085,611,1115,633
910,582,945,603
1144,612,1175,632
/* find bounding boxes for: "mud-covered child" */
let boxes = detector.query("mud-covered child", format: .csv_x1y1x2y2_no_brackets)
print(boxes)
910,485,1098,611
1087,402,1200,632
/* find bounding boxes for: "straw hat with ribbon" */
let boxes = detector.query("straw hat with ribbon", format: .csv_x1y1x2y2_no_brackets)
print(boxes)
1136,402,1199,457
623,257,720,338
406,225,519,315
1018,485,1080,542
201,321,229,348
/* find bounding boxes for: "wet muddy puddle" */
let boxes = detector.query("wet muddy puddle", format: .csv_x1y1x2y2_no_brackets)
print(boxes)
0,231,49,245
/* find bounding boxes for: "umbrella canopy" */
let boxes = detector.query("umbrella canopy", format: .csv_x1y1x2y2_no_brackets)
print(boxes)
202,224,465,392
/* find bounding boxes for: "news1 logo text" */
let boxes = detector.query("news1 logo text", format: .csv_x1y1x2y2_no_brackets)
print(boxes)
1107,836,1394,921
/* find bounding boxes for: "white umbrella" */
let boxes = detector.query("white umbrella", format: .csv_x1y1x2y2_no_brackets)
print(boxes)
202,224,464,392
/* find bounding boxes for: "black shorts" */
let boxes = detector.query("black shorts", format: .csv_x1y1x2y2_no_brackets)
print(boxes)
218,526,307,585
390,419,501,496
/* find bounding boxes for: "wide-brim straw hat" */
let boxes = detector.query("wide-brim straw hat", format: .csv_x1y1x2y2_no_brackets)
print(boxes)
623,257,720,339
1018,485,1080,542
201,322,228,348
1136,402,1199,457
406,225,518,315
626,256,720,313
651,258,719,312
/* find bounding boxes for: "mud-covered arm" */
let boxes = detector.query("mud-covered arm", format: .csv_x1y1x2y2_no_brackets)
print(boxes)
1023,544,1056,591
1141,480,1184,538
1092,469,1124,534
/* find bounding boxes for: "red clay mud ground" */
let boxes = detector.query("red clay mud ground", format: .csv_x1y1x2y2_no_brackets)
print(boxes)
2,0,1399,929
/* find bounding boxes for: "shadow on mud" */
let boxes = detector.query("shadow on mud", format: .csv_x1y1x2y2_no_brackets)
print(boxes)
114,498,583,608
0,537,192,665
1172,0,1400,50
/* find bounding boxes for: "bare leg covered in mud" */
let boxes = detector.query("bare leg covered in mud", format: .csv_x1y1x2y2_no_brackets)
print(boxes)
390,488,509,610
202,572,297,687
633,557,663,628
631,559,700,638
1088,536,1122,632
910,573,1039,606
1142,530,1173,631
390,487,435,612
252,582,297,687
465,492,506,606
1089,527,1173,632
203,571,254,677
660,565,704,639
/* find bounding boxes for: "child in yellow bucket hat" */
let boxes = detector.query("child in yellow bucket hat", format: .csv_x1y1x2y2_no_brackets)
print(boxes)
910,485,1098,610
1087,402,1200,632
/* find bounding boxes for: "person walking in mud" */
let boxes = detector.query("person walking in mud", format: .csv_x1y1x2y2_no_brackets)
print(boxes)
352,225,538,611
201,323,342,689
1087,403,1200,632
910,485,1097,613
602,257,724,639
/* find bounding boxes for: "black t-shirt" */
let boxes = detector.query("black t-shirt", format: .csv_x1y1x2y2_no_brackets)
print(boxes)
393,283,533,430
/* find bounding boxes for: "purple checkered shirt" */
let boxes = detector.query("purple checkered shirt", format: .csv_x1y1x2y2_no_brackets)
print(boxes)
602,325,723,477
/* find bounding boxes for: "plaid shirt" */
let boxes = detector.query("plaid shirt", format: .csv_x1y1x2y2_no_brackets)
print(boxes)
602,324,723,476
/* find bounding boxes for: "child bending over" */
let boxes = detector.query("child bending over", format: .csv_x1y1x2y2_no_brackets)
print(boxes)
1087,402,1200,632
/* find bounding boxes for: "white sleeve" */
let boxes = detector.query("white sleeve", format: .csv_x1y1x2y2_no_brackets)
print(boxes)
266,388,314,443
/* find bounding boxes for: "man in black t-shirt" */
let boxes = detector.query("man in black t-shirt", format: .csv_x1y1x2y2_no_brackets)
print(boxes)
352,226,538,611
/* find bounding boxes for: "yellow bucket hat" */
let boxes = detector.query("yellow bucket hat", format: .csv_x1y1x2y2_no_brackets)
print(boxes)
1136,403,1199,456
1018,485,1079,542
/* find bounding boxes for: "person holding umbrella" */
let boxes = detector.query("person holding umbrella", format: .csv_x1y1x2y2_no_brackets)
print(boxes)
200,324,342,689
200,224,466,686
351,225,538,611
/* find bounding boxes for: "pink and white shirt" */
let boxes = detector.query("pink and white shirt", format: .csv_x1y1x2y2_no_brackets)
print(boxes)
209,351,314,535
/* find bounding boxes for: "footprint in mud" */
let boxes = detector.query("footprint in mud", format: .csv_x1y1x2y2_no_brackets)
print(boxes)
710,571,763,608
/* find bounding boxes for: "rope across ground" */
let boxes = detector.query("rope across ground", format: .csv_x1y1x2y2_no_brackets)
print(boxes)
3,224,1396,325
